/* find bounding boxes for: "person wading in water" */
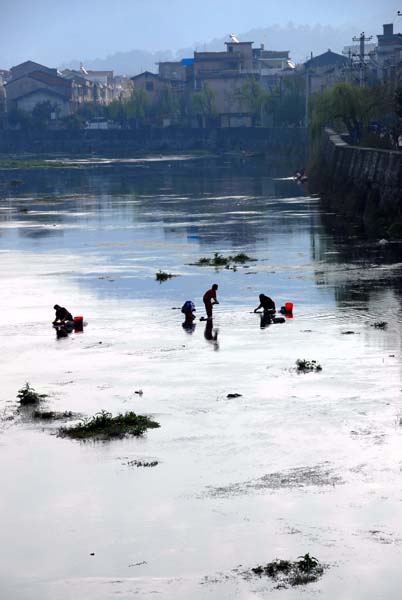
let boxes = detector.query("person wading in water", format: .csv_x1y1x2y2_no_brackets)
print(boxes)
203,284,219,319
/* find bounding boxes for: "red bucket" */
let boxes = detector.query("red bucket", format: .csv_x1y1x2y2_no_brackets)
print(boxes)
74,316,83,332
285,302,293,314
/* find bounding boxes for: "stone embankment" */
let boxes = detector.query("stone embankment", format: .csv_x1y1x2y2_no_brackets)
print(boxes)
0,127,308,158
310,129,402,235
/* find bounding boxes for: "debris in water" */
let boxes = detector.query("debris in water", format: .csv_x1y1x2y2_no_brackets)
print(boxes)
227,393,242,399
134,390,143,396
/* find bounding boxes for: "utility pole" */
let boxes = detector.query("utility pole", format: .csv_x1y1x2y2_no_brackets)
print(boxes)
352,32,373,86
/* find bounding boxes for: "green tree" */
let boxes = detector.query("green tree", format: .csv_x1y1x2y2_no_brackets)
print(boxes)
128,88,150,127
154,85,179,125
191,83,216,127
309,82,383,143
234,77,269,125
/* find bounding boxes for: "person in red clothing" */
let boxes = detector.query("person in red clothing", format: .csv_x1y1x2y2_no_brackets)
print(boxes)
203,284,219,319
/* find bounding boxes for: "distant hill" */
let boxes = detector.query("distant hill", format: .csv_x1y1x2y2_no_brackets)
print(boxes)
61,22,363,75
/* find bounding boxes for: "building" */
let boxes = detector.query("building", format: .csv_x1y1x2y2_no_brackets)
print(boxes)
6,62,72,117
132,37,295,127
131,71,164,102
60,69,95,107
375,23,402,81
80,66,115,104
303,50,349,94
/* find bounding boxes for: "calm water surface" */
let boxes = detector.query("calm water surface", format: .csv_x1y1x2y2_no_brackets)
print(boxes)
1,156,402,599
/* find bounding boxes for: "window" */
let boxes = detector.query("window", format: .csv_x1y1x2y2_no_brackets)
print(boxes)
146,81,154,92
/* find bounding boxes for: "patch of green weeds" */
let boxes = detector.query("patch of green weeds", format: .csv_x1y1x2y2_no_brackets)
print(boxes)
58,410,160,440
250,553,324,588
156,270,176,282
17,383,47,406
296,359,322,373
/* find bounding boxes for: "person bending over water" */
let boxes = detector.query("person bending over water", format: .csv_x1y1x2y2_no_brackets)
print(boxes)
203,284,219,319
254,294,275,314
53,304,73,325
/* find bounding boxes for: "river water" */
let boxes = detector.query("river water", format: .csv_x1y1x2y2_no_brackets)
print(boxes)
1,155,402,599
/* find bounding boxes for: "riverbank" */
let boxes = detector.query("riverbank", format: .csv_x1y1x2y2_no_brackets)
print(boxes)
309,129,402,237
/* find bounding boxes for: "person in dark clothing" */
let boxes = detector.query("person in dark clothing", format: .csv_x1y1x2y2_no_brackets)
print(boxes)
254,294,276,314
203,284,219,319
53,304,73,325
181,300,196,333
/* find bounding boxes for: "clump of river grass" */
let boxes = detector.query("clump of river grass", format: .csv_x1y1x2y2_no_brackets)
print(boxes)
250,553,324,588
194,252,256,267
58,410,160,440
17,383,48,406
155,270,177,282
296,359,322,373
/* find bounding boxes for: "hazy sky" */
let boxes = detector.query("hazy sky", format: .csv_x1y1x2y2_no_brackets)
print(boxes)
1,0,401,69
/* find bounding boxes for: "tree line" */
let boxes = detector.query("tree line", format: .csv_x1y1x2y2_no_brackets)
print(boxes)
6,76,306,130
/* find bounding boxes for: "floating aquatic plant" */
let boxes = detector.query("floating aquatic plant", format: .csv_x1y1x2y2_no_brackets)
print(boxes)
155,270,176,282
17,383,47,406
250,553,324,588
372,321,388,330
296,359,322,373
58,410,160,440
194,252,256,267
32,410,74,420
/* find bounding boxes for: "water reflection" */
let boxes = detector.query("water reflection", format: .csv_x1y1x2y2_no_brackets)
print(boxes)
204,319,219,350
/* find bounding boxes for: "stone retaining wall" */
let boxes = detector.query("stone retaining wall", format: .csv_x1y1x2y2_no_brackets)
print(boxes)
310,130,402,234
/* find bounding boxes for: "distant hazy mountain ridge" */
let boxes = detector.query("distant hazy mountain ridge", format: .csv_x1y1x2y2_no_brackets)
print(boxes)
62,22,360,75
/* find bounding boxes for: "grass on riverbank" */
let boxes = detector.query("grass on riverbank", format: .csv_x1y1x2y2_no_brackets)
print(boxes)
58,410,160,440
